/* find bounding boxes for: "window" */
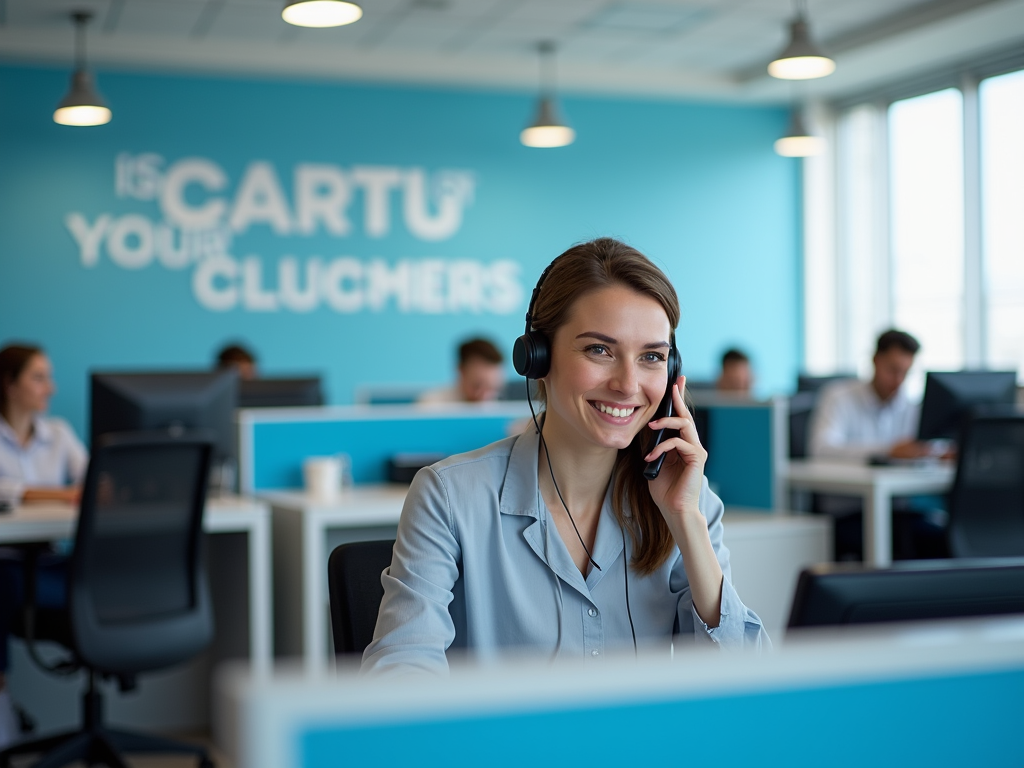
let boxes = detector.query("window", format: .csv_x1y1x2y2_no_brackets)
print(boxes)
980,69,1024,380
888,89,965,385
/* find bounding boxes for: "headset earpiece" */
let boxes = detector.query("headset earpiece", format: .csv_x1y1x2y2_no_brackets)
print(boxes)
667,342,681,383
512,330,550,379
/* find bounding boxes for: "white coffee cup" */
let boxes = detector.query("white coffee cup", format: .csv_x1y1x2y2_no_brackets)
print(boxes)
303,456,342,500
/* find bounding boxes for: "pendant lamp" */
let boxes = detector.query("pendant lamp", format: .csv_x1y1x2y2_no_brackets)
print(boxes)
774,109,824,157
768,1,835,80
282,0,363,28
54,12,111,127
520,42,575,148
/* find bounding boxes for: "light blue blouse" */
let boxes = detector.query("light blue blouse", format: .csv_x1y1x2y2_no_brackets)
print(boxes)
0,415,88,487
361,428,769,675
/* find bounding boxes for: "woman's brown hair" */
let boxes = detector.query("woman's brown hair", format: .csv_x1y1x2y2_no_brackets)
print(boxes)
530,238,681,576
0,343,45,414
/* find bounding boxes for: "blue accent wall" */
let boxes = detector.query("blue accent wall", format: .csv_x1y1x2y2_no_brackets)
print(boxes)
0,64,800,438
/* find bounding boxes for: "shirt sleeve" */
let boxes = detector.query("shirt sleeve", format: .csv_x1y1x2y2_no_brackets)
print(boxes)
361,465,462,676
59,420,89,485
674,480,771,651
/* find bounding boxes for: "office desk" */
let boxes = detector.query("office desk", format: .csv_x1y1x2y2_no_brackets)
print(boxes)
262,486,407,667
264,487,831,665
219,616,1024,768
1,495,272,740
783,460,955,567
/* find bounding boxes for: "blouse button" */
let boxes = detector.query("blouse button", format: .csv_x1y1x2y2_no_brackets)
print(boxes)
591,650,600,657
588,608,598,617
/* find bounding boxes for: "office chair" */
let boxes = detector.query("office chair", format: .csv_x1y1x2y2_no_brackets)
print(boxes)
0,433,216,768
327,540,395,656
947,414,1024,558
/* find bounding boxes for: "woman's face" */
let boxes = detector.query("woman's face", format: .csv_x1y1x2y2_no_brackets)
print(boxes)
541,284,672,453
5,353,56,415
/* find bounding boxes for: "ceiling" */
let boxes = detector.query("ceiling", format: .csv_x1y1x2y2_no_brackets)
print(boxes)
1,0,1023,103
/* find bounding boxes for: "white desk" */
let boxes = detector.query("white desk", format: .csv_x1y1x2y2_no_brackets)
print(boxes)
783,460,955,567
262,486,407,667
0,495,272,668
263,486,833,665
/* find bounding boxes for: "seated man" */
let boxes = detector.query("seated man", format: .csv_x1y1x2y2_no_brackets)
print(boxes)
418,337,505,405
215,342,258,381
808,329,945,559
809,329,932,462
716,348,753,395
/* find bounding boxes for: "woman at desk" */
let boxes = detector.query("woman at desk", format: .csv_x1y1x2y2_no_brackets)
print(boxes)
0,343,87,747
362,239,768,675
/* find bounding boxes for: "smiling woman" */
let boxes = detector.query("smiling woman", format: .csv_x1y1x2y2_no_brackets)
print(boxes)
361,238,769,676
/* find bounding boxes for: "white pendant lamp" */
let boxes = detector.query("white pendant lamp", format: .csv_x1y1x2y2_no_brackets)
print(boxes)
54,11,111,127
768,1,835,80
774,109,824,157
521,42,575,149
282,0,363,28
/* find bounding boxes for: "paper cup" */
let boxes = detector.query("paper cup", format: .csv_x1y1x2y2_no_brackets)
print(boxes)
303,456,342,500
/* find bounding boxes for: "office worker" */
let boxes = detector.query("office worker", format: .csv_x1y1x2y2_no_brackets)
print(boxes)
809,329,930,462
362,238,768,675
215,341,258,381
716,348,753,395
417,337,506,405
0,343,87,747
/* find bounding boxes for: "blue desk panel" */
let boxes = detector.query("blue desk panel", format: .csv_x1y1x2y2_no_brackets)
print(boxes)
248,411,525,489
301,668,1024,768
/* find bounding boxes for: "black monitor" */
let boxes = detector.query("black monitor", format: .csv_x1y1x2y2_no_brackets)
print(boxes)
787,559,1024,630
917,371,1017,441
797,373,857,393
90,370,238,467
238,377,323,408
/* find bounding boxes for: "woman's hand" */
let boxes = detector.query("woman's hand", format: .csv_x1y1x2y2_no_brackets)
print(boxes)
644,375,707,522
21,486,82,505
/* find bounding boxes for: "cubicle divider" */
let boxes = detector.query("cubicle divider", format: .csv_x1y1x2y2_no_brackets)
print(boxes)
238,398,787,509
237,404,533,493
693,394,787,512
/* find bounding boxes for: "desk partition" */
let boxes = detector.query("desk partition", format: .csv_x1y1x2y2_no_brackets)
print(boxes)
237,404,532,492
221,616,1024,768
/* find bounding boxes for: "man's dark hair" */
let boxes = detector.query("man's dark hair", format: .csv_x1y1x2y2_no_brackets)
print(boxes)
458,338,503,367
216,343,257,368
721,348,750,366
875,329,920,356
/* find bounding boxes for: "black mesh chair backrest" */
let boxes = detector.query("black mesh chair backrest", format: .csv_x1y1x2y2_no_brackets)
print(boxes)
68,432,214,674
948,415,1024,558
788,390,818,459
328,540,395,656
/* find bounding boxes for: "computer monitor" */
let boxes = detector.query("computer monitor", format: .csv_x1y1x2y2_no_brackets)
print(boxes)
797,373,857,393
238,377,323,408
917,371,1017,441
90,370,238,467
787,559,1024,630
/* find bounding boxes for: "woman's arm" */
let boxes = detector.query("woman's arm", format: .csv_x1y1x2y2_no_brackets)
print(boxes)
21,486,81,504
643,376,723,627
361,466,462,675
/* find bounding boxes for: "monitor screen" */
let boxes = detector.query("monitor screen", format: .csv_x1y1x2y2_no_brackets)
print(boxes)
797,373,857,393
917,371,1017,441
787,559,1024,631
238,377,323,408
90,370,238,466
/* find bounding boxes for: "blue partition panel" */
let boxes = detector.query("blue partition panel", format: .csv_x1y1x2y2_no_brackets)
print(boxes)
300,668,1024,768
247,410,525,489
703,404,774,509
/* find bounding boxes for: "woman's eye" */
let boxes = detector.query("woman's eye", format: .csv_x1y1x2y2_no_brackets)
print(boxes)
585,344,610,356
642,352,666,364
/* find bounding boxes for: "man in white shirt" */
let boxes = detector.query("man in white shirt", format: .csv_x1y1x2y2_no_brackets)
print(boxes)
810,329,932,462
418,337,506,406
808,329,946,560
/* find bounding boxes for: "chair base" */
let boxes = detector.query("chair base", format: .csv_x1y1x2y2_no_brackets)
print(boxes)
0,682,213,768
